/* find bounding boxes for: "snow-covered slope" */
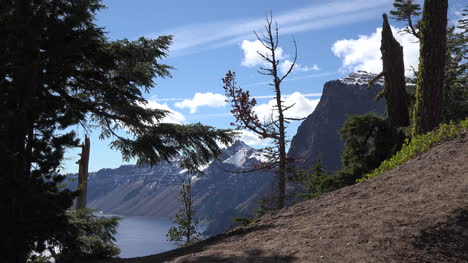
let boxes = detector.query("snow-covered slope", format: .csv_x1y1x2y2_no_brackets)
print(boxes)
339,70,384,86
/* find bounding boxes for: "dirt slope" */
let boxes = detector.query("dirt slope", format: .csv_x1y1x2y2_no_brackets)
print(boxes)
96,134,468,263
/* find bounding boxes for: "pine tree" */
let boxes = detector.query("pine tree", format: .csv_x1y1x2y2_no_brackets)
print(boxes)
443,20,468,121
222,15,300,209
0,1,233,262
298,156,326,200
389,0,421,38
166,177,203,247
412,0,448,136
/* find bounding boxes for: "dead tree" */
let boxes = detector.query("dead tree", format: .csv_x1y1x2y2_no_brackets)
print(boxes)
75,136,90,209
369,13,410,128
223,14,300,209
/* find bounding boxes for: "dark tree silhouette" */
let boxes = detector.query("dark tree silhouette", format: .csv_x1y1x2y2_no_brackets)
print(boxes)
0,1,233,262
412,0,448,136
369,13,409,128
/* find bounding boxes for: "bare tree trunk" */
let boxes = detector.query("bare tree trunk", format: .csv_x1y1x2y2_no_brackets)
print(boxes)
76,136,90,209
381,13,410,127
412,0,448,135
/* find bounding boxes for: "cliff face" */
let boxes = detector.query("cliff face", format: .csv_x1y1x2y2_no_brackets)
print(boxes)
288,70,385,171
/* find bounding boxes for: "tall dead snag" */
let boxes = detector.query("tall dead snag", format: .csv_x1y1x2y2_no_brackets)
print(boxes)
412,0,448,136
223,15,299,209
369,13,409,128
76,136,90,209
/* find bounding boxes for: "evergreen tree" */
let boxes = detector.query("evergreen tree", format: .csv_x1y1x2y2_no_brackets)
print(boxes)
390,0,421,38
166,177,203,247
412,0,448,136
223,14,300,209
295,156,327,200
0,1,233,262
339,113,401,183
443,22,468,122
50,209,121,262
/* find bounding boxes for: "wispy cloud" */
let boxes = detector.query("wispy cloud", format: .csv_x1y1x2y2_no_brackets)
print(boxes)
152,92,322,103
241,71,338,88
151,0,390,56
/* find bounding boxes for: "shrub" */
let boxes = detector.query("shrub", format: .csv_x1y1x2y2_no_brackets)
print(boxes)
359,117,468,182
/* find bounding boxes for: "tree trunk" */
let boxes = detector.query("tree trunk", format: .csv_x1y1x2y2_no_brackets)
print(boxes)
76,136,90,209
270,37,286,210
2,1,41,262
412,0,448,135
381,13,410,127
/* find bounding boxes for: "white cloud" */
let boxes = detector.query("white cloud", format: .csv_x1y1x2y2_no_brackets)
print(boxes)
174,92,226,114
241,40,284,68
331,26,419,76
235,92,320,148
156,0,390,56
279,59,320,75
141,100,186,124
253,92,320,122
241,41,319,76
238,130,271,147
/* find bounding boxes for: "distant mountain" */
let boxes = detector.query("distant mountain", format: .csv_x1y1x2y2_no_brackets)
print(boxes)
71,70,400,237
71,140,275,236
288,70,386,171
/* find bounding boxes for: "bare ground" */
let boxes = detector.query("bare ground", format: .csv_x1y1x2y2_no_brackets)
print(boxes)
93,133,468,263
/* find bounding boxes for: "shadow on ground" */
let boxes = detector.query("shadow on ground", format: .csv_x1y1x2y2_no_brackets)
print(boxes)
406,208,468,262
91,223,294,263
175,249,297,263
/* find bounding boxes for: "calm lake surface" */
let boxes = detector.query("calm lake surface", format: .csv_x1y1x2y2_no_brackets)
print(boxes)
108,215,177,258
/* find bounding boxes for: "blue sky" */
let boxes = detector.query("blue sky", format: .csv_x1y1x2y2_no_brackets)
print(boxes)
60,0,465,173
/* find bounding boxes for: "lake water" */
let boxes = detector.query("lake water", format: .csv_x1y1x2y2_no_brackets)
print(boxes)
110,215,177,258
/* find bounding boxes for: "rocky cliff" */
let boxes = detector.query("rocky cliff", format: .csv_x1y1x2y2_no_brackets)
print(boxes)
288,70,386,171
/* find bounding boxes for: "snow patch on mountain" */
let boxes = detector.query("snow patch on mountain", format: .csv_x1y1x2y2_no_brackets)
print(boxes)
339,70,384,86
248,152,269,163
223,147,250,167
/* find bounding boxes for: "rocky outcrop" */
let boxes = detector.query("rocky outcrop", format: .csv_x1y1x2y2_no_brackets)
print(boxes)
288,70,386,171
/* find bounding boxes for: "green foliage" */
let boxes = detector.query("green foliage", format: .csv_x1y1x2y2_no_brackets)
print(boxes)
390,0,421,37
166,178,204,247
27,255,51,263
231,217,254,226
412,0,448,136
56,209,121,261
360,118,468,182
390,0,421,21
1,1,233,261
443,24,468,122
339,113,403,181
289,156,331,200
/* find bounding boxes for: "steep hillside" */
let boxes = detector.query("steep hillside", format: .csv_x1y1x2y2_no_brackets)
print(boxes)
97,134,468,262
288,70,386,171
